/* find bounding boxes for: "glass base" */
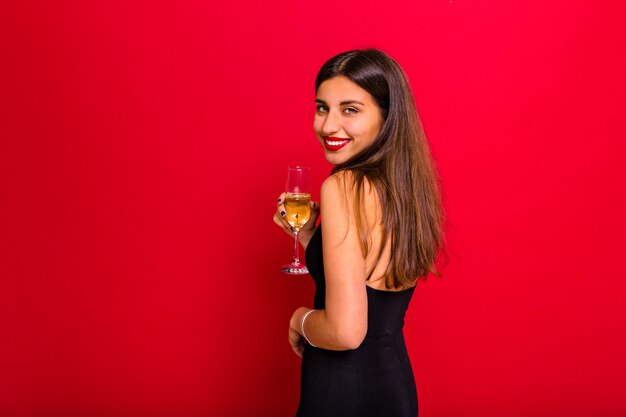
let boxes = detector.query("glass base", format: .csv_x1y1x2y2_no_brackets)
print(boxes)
281,263,309,275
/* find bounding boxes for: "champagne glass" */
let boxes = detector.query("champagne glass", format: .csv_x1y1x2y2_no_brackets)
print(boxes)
281,166,311,275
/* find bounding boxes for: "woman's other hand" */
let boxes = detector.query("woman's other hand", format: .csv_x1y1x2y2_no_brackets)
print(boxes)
289,326,305,358
288,306,311,358
273,192,320,250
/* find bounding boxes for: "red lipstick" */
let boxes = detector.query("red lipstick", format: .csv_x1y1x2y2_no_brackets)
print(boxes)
322,136,351,151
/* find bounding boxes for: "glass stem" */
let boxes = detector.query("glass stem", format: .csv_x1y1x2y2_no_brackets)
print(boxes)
292,229,301,265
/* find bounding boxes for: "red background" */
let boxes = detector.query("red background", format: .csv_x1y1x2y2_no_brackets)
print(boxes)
2,1,625,416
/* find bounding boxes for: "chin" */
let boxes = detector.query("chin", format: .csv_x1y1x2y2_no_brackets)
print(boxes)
324,151,348,166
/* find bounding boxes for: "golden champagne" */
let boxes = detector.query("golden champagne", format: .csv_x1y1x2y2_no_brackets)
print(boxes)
284,193,311,230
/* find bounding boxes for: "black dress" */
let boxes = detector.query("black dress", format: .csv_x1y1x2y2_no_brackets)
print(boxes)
296,224,418,417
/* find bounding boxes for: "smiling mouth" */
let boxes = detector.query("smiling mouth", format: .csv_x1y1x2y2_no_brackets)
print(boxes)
323,136,351,151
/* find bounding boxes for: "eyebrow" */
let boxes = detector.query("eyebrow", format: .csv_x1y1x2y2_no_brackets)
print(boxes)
314,98,365,106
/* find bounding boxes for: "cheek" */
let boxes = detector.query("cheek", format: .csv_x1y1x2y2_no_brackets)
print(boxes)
355,121,380,146
366,118,383,139
313,113,327,127
348,119,369,138
313,118,323,134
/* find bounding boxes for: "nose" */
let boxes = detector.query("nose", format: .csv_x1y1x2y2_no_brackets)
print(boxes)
321,109,341,135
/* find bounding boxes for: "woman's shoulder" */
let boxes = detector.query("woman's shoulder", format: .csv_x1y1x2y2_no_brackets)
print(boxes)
320,172,350,212
321,170,380,219
321,170,376,196
322,170,352,190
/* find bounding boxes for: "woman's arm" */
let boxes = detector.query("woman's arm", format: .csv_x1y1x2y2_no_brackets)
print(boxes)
289,172,368,351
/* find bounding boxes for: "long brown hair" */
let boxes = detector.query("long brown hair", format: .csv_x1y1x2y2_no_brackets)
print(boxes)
315,48,448,289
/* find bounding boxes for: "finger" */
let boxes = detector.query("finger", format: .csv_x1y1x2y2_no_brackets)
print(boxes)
276,204,287,221
307,201,320,226
273,205,289,225
276,192,287,207
275,205,293,231
276,194,288,222
276,212,291,231
273,214,284,227
293,345,303,358
290,337,301,356
293,346,301,358
273,213,293,233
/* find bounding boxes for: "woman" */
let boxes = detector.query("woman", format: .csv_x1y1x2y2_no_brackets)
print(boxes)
273,48,446,417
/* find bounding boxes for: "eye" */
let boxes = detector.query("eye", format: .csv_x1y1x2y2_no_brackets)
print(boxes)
343,107,358,114
315,104,328,113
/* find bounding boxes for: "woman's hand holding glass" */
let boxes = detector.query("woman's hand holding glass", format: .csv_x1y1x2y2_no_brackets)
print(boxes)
274,166,318,274
274,191,320,250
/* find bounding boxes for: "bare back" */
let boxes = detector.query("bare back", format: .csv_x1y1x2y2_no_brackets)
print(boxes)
359,178,415,292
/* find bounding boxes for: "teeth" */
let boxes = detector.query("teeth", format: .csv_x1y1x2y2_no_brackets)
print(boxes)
326,139,349,146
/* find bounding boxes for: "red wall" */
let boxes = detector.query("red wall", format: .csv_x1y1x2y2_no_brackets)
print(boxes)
2,1,625,416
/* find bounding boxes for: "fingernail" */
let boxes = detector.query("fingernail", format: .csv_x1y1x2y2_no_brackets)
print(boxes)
280,211,286,217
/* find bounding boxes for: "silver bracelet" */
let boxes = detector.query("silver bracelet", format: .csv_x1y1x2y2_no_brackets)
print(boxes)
300,309,318,347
